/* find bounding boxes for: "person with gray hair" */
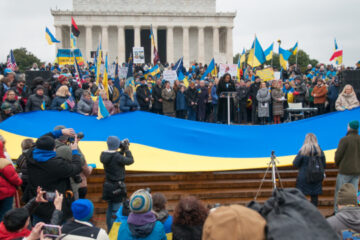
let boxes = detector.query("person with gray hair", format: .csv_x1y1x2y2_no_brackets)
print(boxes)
77,91,94,116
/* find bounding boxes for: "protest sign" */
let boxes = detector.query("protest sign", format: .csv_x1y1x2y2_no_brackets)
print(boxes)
218,64,237,78
163,70,178,85
133,47,145,64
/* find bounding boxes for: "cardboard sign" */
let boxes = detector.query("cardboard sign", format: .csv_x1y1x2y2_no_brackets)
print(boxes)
219,64,237,78
133,47,145,64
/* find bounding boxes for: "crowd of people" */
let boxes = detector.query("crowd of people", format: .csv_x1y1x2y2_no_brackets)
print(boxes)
0,60,359,124
0,116,358,239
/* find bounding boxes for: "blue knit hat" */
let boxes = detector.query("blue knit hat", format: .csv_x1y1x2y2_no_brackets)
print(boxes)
107,136,120,150
71,199,94,221
129,189,152,214
349,120,359,130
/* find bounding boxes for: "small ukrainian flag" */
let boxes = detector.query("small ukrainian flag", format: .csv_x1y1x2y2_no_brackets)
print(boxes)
292,42,298,55
264,43,274,61
97,95,110,120
61,101,68,110
40,100,46,110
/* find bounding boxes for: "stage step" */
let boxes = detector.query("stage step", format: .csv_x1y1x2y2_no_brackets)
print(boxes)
87,164,340,229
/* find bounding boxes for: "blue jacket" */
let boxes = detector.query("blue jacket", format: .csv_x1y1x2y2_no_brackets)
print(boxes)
176,91,187,111
50,96,67,110
120,93,138,112
117,221,167,240
327,84,339,101
162,215,173,234
211,85,218,104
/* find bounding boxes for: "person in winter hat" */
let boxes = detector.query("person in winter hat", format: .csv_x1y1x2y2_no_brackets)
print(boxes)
327,183,360,236
117,189,166,240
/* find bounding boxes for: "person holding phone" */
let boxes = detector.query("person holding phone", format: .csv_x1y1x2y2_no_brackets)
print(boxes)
23,128,83,225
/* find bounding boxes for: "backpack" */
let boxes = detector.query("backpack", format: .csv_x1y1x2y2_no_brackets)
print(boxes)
306,153,324,184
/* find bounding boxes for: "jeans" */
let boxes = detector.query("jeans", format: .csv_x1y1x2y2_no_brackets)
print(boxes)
106,201,122,232
0,197,13,222
212,104,218,123
334,173,359,213
187,107,196,121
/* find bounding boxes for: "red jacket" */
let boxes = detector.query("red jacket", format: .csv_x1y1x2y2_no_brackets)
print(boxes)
0,222,31,240
0,141,22,200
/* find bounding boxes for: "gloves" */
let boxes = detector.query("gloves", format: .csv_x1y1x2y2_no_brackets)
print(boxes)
88,163,96,169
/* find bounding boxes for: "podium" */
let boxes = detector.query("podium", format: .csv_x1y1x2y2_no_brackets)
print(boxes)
220,91,237,125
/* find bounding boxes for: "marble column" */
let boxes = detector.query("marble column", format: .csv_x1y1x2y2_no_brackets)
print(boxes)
213,26,219,63
226,27,233,64
55,25,63,50
117,26,125,63
166,26,174,64
151,26,158,64
198,27,205,64
134,26,141,47
183,26,190,67
101,25,109,54
85,25,92,61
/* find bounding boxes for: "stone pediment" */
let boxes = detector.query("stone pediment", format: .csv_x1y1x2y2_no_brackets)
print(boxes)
73,0,216,13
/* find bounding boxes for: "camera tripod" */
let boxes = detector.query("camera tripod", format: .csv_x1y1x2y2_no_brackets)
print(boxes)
254,151,284,200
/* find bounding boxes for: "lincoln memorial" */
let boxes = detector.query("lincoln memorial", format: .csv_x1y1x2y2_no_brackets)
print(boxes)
52,0,236,66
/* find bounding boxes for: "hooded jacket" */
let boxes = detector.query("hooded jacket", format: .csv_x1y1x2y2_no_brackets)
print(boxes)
327,206,360,236
25,93,51,112
77,96,94,115
335,92,360,111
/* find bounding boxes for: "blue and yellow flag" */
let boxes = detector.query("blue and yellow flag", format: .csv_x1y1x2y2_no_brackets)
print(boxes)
45,27,60,45
144,65,160,79
247,37,266,68
60,101,69,110
240,49,246,68
178,71,189,87
97,95,110,120
56,49,84,66
279,46,292,70
103,54,109,99
237,56,241,81
201,58,216,80
264,43,274,61
334,39,343,65
40,100,46,110
70,33,77,49
291,42,298,55
96,48,102,86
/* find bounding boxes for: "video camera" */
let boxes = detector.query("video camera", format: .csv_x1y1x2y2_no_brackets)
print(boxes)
68,132,85,144
119,138,130,151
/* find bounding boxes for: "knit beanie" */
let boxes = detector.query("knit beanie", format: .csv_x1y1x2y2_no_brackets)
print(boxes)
129,189,152,214
203,205,266,240
107,136,120,150
337,183,357,206
36,136,55,151
71,199,94,222
349,120,359,130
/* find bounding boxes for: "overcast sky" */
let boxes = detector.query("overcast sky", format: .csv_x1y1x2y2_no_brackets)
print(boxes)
0,0,359,66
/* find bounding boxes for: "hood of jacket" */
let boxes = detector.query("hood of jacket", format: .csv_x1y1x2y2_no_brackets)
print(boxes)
336,207,360,232
32,148,56,162
128,222,156,238
0,222,31,240
100,151,117,165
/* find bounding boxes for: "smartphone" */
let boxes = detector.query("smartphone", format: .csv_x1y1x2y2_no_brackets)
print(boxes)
44,192,56,202
42,224,61,237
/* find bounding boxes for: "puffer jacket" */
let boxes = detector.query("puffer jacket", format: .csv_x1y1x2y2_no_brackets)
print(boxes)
77,96,94,115
25,93,51,112
50,96,68,110
0,157,22,200
335,92,360,111
120,94,138,112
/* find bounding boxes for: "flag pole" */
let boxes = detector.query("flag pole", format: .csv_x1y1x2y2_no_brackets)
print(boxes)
271,42,274,68
295,41,298,67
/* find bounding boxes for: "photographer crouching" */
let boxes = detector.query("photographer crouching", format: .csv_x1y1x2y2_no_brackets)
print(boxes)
101,136,134,232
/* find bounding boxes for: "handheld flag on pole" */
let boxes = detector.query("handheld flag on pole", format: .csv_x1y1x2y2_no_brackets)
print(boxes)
74,56,83,87
125,54,135,90
264,43,274,61
45,27,60,45
71,17,80,37
237,56,241,81
291,42,298,55
150,25,160,65
97,95,110,120
103,54,109,99
279,46,292,70
96,38,102,85
112,57,122,102
40,100,46,111
332,39,343,65
144,65,160,79
70,33,77,49
240,49,246,68
7,50,17,71
201,58,216,80
247,36,266,68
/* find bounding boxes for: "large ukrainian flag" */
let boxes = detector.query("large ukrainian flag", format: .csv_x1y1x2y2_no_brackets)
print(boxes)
201,58,216,80
0,109,358,172
264,43,274,61
56,49,84,66
247,37,266,67
45,27,60,45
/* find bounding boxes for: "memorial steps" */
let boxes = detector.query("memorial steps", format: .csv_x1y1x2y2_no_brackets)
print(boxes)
89,163,340,226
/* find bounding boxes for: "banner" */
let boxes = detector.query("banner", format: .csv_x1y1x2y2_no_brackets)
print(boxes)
219,64,237,78
56,49,84,65
163,70,177,84
133,47,145,64
118,67,128,79
256,68,275,81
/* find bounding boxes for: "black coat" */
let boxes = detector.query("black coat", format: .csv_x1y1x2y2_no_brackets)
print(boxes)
172,224,203,240
293,149,326,195
237,86,249,104
25,94,51,112
185,87,199,110
152,85,163,110
120,94,138,112
216,80,236,123
24,132,82,222
249,82,260,103
136,85,151,109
